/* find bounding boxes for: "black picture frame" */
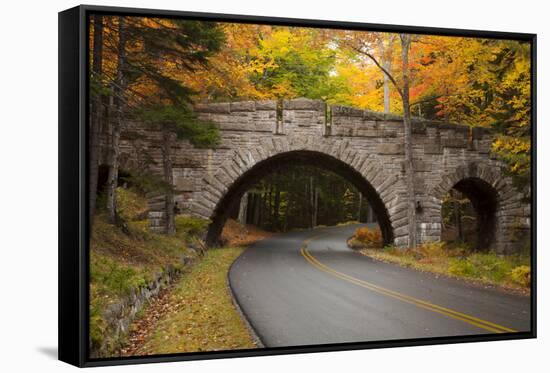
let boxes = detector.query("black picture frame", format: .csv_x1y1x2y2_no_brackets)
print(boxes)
58,4,537,367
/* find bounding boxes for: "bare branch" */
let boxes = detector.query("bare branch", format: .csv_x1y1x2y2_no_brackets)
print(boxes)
346,42,404,98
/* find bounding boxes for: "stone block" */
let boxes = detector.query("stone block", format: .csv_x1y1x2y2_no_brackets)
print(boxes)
194,102,230,113
285,98,324,111
441,138,469,148
174,177,194,192
230,101,256,112
413,160,431,172
362,110,400,121
376,143,404,155
332,105,364,117
255,100,277,110
423,143,442,154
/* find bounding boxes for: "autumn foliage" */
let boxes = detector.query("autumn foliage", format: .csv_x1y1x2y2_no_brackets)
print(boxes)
90,17,532,226
350,226,383,249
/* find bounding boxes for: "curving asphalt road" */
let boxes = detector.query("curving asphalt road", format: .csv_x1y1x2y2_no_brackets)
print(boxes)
228,224,531,347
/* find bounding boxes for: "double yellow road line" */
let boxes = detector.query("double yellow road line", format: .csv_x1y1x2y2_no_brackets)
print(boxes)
300,244,516,334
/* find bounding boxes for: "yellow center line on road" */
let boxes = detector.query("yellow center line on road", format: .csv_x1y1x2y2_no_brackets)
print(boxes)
299,233,517,334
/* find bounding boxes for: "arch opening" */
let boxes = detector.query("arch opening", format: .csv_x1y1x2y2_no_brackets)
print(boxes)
204,150,393,246
441,177,498,250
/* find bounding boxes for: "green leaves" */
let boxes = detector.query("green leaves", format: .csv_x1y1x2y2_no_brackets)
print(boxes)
248,28,346,100
177,119,220,148
122,18,224,105
120,170,172,195
134,104,220,148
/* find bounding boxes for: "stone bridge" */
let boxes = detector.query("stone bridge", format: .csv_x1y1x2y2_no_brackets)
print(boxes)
114,98,530,254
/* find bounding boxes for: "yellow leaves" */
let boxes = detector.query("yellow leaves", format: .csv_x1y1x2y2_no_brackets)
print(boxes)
132,247,256,355
246,58,277,74
492,136,531,155
332,58,400,111
491,135,531,180
511,162,523,173
94,16,531,144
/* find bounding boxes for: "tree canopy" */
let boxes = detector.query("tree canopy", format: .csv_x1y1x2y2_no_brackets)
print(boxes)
90,17,532,230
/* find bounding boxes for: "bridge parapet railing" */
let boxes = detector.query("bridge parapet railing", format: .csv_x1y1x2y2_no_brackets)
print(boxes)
193,99,495,155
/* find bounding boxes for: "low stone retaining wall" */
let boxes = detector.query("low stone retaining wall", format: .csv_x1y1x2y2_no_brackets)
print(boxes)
90,256,194,358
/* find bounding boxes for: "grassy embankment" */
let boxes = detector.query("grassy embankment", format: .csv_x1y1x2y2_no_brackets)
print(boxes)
123,246,256,355
90,187,260,356
348,226,531,293
121,217,270,356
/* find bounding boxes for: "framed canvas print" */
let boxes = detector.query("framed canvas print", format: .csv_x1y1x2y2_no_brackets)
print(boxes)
58,4,536,367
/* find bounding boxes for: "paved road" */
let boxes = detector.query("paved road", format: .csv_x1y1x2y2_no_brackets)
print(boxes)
228,224,531,347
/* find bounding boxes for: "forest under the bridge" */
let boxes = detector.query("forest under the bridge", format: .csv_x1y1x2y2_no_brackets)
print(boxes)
87,15,532,358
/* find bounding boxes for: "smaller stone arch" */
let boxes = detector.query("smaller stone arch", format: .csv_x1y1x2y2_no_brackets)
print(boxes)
428,162,529,253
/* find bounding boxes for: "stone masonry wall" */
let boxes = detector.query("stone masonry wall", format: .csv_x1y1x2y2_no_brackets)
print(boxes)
107,98,530,254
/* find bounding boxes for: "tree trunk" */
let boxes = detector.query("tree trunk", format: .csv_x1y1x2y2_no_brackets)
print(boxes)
89,15,103,227
283,191,290,232
377,37,392,113
458,208,463,242
268,183,273,228
161,126,176,235
452,191,464,241
258,192,265,227
313,187,319,228
106,17,126,224
238,192,249,225
284,170,294,231
309,177,314,228
400,34,417,248
253,193,261,226
383,63,391,113
366,204,375,223
105,115,120,224
357,193,362,222
273,187,280,230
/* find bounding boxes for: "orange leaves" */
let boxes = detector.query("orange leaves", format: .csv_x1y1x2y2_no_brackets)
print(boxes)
352,226,383,249
91,16,531,144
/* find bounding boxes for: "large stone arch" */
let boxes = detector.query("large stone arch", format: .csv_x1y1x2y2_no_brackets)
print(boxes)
427,162,529,253
190,135,409,247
